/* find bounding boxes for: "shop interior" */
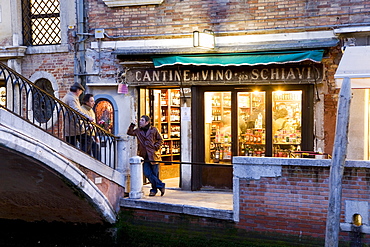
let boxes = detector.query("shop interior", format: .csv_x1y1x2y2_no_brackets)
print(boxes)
142,85,313,190
204,90,303,164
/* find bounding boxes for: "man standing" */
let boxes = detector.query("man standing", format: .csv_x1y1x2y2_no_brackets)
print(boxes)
62,82,94,150
127,115,165,196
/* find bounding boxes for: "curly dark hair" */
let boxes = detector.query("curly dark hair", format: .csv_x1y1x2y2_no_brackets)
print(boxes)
82,94,94,105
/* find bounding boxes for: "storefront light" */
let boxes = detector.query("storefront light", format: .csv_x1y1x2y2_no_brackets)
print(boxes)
193,30,215,49
274,90,283,95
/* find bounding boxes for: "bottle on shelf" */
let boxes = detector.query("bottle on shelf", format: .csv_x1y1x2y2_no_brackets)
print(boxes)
245,129,251,144
162,124,168,139
161,108,167,122
215,126,220,143
214,145,220,163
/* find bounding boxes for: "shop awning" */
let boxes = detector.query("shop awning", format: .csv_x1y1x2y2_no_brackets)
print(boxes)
152,50,325,68
335,46,370,88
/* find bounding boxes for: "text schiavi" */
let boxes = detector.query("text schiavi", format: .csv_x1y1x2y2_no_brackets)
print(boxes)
131,66,322,83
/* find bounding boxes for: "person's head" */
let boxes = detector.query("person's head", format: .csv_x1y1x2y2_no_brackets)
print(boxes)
139,115,151,128
70,82,85,96
82,93,95,108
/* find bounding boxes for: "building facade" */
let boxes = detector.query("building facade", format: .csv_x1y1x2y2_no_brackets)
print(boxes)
1,0,370,191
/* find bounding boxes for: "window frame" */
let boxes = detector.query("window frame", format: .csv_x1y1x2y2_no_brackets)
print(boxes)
22,0,61,46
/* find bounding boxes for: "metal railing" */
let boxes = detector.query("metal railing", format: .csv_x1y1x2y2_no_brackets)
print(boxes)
0,62,117,168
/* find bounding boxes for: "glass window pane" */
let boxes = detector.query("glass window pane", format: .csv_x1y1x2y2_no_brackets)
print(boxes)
272,91,302,157
95,100,114,134
205,92,232,163
238,92,265,157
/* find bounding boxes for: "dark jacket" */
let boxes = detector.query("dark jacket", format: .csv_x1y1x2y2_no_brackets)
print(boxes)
127,124,163,164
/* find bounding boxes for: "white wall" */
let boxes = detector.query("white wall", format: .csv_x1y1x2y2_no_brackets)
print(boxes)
0,0,12,45
347,89,369,160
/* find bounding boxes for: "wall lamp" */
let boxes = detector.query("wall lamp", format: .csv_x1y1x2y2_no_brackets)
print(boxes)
193,30,215,49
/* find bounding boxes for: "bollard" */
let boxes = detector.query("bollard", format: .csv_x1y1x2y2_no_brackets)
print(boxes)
129,156,144,199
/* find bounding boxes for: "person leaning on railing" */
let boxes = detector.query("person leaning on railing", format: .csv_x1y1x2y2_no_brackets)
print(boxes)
62,82,94,151
81,93,101,160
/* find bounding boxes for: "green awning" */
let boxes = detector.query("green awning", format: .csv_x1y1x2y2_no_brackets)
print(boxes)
152,50,324,68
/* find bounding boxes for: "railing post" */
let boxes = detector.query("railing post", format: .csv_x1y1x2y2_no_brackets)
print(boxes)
129,156,144,199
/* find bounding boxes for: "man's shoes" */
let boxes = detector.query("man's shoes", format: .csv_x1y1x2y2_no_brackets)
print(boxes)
149,191,156,197
159,186,165,196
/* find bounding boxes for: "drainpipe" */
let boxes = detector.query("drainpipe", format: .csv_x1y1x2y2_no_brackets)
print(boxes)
75,0,87,89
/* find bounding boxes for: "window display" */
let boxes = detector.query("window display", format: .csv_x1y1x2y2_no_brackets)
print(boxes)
272,91,302,157
238,92,266,157
204,89,303,163
95,99,114,134
205,92,232,163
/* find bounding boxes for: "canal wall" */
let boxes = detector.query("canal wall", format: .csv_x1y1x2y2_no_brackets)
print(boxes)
233,157,370,244
122,157,370,245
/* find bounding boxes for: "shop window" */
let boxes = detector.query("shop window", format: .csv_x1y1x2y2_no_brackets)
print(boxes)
94,99,114,134
21,0,61,46
272,91,302,157
33,78,55,123
238,91,266,158
205,92,232,163
202,87,310,164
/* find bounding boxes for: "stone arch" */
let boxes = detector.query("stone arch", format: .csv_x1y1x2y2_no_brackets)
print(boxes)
29,71,60,99
0,109,117,223
94,94,119,134
28,71,60,127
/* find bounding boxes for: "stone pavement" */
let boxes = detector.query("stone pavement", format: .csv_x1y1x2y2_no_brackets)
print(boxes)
120,177,234,221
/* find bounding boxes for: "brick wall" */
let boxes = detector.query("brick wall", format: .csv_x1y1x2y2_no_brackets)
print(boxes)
234,157,370,244
88,0,370,37
22,53,75,98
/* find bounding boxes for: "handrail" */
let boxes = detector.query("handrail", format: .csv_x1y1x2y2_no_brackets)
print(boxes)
0,62,118,169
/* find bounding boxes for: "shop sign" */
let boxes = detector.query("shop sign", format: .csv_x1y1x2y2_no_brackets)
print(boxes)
126,64,323,85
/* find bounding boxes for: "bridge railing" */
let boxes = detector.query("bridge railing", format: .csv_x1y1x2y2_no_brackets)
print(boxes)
0,62,117,169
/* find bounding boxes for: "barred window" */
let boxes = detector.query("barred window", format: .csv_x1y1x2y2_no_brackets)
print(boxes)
22,0,61,46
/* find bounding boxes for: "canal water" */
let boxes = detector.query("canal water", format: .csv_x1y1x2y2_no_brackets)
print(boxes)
0,217,331,247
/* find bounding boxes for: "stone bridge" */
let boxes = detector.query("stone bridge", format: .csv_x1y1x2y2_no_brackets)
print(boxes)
0,107,126,224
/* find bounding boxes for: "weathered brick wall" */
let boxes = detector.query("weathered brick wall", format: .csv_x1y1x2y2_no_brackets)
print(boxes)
88,0,370,37
21,53,75,98
237,164,370,243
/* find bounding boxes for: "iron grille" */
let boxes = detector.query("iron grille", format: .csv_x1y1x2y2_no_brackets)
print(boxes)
22,0,61,46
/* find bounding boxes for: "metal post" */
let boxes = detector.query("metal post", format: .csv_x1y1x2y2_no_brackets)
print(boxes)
129,156,144,199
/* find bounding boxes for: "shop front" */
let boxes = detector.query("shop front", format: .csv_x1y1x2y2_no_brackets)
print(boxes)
124,50,324,190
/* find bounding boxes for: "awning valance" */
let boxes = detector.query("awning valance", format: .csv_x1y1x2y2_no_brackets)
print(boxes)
152,50,324,68
334,46,370,88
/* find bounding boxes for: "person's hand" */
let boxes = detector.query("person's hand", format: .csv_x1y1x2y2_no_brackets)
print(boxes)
88,117,94,122
130,122,136,127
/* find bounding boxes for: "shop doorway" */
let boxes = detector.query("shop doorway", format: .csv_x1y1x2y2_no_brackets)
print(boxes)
149,88,181,182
